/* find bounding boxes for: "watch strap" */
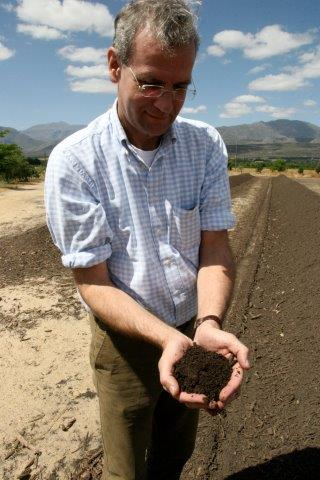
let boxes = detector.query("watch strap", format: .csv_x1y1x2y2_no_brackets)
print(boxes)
194,314,222,330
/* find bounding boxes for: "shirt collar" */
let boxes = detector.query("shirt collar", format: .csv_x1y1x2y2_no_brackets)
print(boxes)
110,99,177,149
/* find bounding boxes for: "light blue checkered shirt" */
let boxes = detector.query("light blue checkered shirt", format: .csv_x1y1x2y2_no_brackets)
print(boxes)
45,101,235,327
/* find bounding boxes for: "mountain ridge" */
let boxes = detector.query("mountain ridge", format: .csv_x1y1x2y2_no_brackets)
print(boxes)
1,118,320,157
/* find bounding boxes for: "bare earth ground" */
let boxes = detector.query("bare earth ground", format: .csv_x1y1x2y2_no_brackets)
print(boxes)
0,183,45,237
0,174,319,479
183,175,320,479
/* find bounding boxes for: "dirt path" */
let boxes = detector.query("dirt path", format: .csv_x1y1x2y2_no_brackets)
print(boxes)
183,176,320,479
0,182,45,238
295,177,320,195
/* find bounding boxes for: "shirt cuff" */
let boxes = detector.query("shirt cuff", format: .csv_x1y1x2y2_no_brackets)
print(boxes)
201,209,236,231
61,244,112,268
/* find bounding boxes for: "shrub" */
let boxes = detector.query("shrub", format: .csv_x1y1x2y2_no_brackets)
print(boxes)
26,157,42,166
255,162,264,173
0,132,38,182
298,166,304,175
270,159,286,172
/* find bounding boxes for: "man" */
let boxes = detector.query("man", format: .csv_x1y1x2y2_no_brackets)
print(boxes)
45,1,249,479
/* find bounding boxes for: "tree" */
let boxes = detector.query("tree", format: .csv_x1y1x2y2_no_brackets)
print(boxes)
0,130,37,182
255,162,264,173
270,158,286,172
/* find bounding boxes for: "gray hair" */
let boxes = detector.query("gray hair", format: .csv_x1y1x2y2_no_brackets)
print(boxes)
113,0,201,65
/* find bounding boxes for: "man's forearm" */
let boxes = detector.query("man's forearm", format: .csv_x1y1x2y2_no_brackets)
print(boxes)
197,233,236,326
75,270,179,349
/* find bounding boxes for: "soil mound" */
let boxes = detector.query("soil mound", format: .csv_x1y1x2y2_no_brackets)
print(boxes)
183,175,320,479
0,225,65,286
173,345,233,402
229,173,253,188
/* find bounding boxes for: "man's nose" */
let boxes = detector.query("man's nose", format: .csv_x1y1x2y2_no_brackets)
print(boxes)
153,91,176,114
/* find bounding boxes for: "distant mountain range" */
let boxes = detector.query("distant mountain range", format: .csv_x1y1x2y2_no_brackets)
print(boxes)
0,122,84,157
217,119,320,145
1,119,320,157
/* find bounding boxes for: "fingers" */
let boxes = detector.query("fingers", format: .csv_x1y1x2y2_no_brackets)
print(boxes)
159,355,180,397
219,362,243,405
178,391,209,408
161,374,180,398
196,327,250,370
158,333,193,398
232,342,250,370
218,334,250,370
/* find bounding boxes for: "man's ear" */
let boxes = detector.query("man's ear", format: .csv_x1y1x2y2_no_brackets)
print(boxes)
107,47,121,83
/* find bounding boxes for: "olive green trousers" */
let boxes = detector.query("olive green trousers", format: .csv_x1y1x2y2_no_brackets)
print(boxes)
89,314,199,480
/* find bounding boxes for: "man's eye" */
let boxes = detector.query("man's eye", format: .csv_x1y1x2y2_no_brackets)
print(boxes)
141,85,163,96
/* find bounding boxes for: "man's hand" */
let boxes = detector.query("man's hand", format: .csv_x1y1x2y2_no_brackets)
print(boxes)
158,332,211,408
194,321,250,413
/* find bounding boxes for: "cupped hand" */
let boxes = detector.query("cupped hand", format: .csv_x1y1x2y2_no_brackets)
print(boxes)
194,321,250,412
158,331,210,409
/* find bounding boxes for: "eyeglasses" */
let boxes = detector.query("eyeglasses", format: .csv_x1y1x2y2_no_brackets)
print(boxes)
128,66,196,101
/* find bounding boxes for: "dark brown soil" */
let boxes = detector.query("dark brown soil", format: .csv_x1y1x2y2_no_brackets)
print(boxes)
173,345,233,402
0,224,66,288
183,175,320,479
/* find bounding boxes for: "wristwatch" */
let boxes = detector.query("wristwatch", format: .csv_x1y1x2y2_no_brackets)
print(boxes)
194,314,222,330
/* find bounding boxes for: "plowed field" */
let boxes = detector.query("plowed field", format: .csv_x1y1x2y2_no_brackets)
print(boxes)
1,174,319,479
183,175,320,479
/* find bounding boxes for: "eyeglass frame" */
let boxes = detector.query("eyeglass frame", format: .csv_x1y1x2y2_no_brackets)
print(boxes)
127,66,197,101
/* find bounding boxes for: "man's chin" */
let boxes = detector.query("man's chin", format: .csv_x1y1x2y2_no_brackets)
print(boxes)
145,118,172,136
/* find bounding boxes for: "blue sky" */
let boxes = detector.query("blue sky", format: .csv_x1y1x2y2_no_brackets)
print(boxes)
1,0,320,130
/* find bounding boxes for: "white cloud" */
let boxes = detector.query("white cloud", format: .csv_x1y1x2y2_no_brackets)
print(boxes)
214,30,251,50
69,78,116,94
303,99,317,107
249,73,308,91
206,44,225,57
1,3,15,12
220,94,266,118
208,25,314,60
220,102,252,118
256,105,296,118
298,50,320,79
220,93,296,119
248,65,269,75
299,51,317,63
58,45,105,64
249,45,320,92
233,94,265,104
66,64,106,78
182,105,207,114
16,0,113,38
17,23,66,40
0,41,15,60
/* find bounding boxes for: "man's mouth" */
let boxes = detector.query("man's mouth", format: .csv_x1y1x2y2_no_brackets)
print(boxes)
146,112,170,121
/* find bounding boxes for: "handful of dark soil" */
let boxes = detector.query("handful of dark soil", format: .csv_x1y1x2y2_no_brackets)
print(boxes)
173,344,233,402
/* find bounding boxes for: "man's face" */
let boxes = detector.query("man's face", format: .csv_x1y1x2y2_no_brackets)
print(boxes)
108,28,196,150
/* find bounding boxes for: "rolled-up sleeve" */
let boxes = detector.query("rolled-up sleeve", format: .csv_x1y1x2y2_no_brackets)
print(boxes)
199,128,236,231
45,148,113,268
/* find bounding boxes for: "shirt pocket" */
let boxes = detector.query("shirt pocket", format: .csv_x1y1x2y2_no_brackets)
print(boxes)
167,200,201,258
